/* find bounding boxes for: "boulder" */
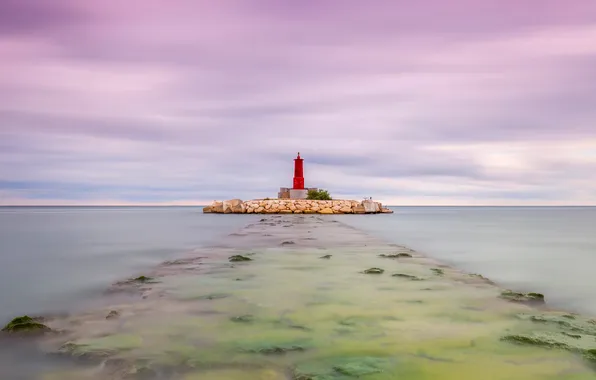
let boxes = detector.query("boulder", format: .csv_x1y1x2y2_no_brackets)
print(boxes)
340,207,353,213
202,206,212,213
353,205,366,214
279,210,293,214
318,208,334,214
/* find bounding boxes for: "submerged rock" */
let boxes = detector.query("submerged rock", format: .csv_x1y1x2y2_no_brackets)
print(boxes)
379,253,412,258
500,290,545,305
241,341,310,355
430,268,444,276
392,273,424,281
502,331,596,363
517,313,596,335
106,310,120,320
281,241,296,246
319,255,332,259
228,255,252,262
292,356,391,379
363,268,384,274
230,315,254,323
1,315,51,334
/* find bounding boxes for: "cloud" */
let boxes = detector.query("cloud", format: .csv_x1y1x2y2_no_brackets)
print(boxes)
1,1,596,205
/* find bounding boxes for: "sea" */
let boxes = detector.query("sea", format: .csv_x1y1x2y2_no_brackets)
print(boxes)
1,205,595,326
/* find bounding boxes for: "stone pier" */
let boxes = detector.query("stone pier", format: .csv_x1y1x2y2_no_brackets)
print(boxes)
202,198,394,214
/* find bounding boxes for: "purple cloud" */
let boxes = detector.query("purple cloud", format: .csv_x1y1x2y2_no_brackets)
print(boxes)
1,1,595,205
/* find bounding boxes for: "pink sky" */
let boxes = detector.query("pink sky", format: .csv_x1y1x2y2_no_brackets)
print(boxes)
1,1,596,205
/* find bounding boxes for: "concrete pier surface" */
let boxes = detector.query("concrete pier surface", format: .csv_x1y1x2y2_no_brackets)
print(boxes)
3,216,595,379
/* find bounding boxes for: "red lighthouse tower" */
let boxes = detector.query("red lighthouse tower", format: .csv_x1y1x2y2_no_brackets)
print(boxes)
293,152,304,190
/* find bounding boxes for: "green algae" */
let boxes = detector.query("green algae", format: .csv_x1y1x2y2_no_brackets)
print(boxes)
229,255,253,262
363,268,384,274
1,315,50,333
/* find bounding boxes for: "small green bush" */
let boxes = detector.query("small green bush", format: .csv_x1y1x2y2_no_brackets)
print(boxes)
307,189,332,200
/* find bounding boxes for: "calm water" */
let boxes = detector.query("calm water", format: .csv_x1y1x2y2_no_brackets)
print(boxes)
1,206,595,326
0,207,257,324
339,206,596,316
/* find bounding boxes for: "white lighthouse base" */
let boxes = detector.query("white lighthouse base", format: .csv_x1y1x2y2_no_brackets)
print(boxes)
289,189,309,199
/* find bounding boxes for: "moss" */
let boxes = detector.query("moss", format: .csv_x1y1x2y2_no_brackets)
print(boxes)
228,255,252,262
319,255,332,259
379,253,412,258
1,315,50,333
363,268,384,274
430,268,444,276
392,273,424,281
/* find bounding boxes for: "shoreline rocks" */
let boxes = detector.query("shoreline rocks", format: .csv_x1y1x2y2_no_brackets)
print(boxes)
203,199,394,214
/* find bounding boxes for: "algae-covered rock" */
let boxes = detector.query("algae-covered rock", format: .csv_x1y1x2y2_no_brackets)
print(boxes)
500,290,545,305
106,310,120,320
228,255,252,262
363,268,384,274
502,331,596,363
1,315,51,334
379,253,412,258
293,356,392,379
230,315,254,323
516,313,596,335
430,268,444,276
319,255,332,259
392,273,424,281
60,334,143,357
240,340,311,355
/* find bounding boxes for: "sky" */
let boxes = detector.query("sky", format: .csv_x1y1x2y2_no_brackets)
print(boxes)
1,0,596,206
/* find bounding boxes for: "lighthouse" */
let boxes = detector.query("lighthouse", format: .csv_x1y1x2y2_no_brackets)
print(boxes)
277,152,317,199
293,152,304,190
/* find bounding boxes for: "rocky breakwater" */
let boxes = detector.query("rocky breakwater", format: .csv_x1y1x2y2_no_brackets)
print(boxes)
203,199,394,214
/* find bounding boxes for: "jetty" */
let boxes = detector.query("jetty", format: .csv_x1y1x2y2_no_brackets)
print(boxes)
2,216,595,379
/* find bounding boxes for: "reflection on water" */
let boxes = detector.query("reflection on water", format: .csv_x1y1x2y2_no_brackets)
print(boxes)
3,215,594,379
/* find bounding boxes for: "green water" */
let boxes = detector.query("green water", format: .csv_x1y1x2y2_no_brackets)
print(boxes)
29,216,596,379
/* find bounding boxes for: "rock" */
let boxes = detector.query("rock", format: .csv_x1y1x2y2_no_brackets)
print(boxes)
229,255,252,262
294,210,303,214
106,310,120,320
379,253,412,258
430,268,444,276
363,268,384,274
318,208,333,214
500,290,545,305
255,207,265,213
293,356,390,379
381,208,394,213
303,210,315,214
279,210,293,214
353,205,366,214
231,315,254,323
211,202,224,213
392,273,424,281
1,315,51,334
340,207,353,213
501,331,596,363
319,255,332,259
281,241,295,246
202,206,213,213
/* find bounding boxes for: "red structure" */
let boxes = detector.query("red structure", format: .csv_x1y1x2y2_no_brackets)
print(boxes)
293,152,305,189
